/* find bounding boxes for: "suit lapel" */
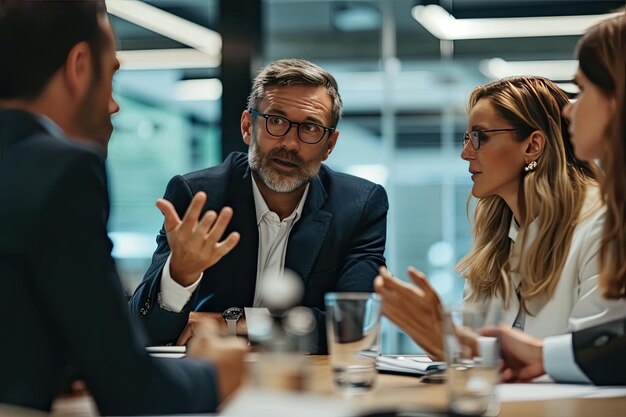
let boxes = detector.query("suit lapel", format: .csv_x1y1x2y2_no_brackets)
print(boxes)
225,165,259,304
286,175,332,285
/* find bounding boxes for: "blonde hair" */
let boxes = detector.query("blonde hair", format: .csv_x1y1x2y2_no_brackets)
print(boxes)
577,12,626,298
456,77,599,311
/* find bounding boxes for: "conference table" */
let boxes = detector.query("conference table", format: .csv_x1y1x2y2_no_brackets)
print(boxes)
305,356,626,417
47,354,626,417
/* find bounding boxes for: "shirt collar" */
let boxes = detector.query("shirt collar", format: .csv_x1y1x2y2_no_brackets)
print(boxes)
508,215,539,243
251,175,310,225
33,113,67,141
508,217,520,242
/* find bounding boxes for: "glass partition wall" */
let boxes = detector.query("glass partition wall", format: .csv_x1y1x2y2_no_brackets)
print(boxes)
106,0,621,353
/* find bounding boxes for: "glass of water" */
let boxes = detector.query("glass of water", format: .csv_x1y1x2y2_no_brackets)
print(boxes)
325,292,382,394
443,303,501,416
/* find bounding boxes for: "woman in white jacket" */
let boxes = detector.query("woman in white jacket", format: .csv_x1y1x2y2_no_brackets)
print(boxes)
375,76,626,360
478,11,626,385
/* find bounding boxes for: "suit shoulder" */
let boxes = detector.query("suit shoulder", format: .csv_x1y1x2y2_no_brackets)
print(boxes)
0,132,106,252
178,152,248,189
319,164,386,197
7,131,104,177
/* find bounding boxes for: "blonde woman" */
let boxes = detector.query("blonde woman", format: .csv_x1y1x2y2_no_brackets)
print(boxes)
375,76,626,360
482,12,626,385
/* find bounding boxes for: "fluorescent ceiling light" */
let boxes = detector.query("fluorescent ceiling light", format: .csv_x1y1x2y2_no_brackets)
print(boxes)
480,58,578,80
176,79,223,101
333,5,381,32
117,49,220,70
106,0,221,56
412,4,621,40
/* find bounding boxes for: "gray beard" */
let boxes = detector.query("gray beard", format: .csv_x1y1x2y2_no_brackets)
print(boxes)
247,134,317,193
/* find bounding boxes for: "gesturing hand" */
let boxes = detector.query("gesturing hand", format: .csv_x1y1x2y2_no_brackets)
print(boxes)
156,191,240,287
374,266,445,360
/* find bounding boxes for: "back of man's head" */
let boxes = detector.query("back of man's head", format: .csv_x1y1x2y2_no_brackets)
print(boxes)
0,0,106,101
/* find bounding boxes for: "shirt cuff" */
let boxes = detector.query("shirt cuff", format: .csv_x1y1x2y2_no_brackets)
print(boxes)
159,255,203,313
544,333,592,384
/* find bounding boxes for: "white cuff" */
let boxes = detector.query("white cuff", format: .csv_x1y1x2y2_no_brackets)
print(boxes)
159,255,203,313
544,333,592,384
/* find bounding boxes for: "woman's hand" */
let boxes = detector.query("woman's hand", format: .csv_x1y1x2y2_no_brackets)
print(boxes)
374,266,445,360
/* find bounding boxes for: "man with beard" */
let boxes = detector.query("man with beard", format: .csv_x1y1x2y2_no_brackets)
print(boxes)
130,59,388,351
0,1,246,414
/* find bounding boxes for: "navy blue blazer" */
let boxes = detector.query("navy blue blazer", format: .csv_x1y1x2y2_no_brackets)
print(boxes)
0,110,219,415
129,152,388,349
573,317,626,385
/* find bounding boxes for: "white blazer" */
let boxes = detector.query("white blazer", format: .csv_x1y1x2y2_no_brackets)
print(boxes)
466,188,626,338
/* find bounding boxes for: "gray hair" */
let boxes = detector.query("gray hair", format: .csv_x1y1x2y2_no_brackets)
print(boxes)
247,58,343,127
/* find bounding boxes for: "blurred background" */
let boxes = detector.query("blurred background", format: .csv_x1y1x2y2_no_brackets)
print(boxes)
104,0,623,353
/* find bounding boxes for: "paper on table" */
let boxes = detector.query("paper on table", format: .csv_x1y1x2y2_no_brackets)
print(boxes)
220,388,359,417
496,381,626,403
375,355,446,376
146,345,186,359
146,346,186,353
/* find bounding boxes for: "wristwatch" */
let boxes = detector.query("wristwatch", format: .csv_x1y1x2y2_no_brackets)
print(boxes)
222,307,243,335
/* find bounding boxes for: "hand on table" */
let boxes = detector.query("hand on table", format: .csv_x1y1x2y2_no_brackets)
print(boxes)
183,320,248,402
481,325,545,382
374,266,445,360
176,312,248,345
156,191,240,287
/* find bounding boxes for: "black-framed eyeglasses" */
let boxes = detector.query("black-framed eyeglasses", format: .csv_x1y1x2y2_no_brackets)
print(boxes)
249,109,335,145
463,128,519,150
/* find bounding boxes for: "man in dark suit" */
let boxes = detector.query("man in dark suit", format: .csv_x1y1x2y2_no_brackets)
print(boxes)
129,59,388,350
483,318,626,385
0,1,245,414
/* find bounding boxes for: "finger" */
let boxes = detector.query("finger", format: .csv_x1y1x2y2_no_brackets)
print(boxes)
197,209,218,235
176,323,194,346
206,206,235,242
479,326,499,338
407,267,440,301
380,272,427,300
211,232,241,258
501,368,516,383
374,276,401,299
379,266,394,280
374,275,384,291
180,192,208,235
156,198,181,233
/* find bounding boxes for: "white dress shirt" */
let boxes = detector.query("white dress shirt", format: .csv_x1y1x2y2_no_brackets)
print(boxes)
251,178,308,306
158,176,309,312
466,187,626,338
543,333,591,383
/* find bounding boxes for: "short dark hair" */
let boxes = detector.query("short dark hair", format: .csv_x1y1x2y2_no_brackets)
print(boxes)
0,0,107,100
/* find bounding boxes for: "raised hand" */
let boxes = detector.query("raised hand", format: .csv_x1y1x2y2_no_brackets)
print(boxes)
156,191,240,287
374,266,445,360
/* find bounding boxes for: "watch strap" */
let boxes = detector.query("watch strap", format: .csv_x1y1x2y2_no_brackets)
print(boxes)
226,318,237,335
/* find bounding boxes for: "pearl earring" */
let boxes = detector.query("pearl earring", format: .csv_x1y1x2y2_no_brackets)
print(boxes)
524,161,538,172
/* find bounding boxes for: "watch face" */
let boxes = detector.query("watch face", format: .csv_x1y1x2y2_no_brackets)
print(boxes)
222,307,243,320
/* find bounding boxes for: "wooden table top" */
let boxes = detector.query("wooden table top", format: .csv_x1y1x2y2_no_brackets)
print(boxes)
46,354,626,417
301,355,626,417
